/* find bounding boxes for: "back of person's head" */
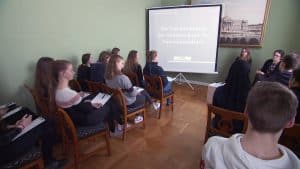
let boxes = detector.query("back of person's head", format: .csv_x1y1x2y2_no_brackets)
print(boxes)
281,53,300,70
52,60,72,84
98,51,110,64
149,50,158,62
239,48,251,63
111,47,120,55
224,59,251,112
123,50,138,73
105,55,123,80
34,57,55,98
81,53,91,65
273,49,285,59
246,81,298,133
289,67,300,87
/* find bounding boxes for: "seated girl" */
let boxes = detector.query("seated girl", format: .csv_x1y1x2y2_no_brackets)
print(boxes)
53,60,122,132
143,50,173,105
105,55,160,122
123,50,144,87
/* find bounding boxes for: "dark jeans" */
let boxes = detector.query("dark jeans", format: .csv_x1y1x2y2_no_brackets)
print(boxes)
140,90,153,105
163,81,173,104
127,95,146,109
65,95,122,132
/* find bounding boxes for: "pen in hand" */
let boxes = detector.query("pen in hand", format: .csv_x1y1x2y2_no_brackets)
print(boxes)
102,93,106,99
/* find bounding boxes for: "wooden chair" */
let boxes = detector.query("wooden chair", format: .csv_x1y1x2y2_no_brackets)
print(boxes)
86,81,146,141
124,72,139,87
24,84,50,118
69,79,82,92
204,104,248,143
56,108,111,169
144,75,174,119
280,124,300,157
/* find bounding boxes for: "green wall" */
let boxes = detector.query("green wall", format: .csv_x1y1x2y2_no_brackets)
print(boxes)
0,0,161,108
0,0,299,108
162,0,300,83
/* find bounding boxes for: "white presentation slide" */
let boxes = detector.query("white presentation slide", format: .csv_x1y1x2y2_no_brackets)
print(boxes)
148,5,221,73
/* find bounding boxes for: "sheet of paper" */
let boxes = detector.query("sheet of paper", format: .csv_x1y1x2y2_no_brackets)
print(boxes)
133,86,144,93
91,92,111,105
1,106,22,119
167,76,176,82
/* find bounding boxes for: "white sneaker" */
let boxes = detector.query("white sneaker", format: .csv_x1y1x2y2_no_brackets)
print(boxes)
134,115,143,124
117,123,132,131
152,102,160,110
110,130,122,137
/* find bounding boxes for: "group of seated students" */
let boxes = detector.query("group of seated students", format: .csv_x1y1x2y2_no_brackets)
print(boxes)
0,47,173,168
203,48,300,168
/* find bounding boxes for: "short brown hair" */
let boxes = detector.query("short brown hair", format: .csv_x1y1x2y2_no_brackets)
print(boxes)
282,53,300,70
111,47,120,55
246,81,298,133
98,51,110,64
81,53,91,64
104,55,123,80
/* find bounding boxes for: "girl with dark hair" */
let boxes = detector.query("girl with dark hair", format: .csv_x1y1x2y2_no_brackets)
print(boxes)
77,53,92,91
53,60,122,131
289,67,300,123
213,59,251,112
90,51,110,83
123,50,144,87
212,56,251,133
111,47,120,55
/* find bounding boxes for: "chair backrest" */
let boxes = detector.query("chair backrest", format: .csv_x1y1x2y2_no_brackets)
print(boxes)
56,108,79,168
69,79,82,92
85,80,104,94
124,72,139,87
143,75,163,98
24,84,50,117
280,124,300,157
205,104,248,142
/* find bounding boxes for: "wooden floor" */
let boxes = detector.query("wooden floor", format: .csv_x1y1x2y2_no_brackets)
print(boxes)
78,84,208,169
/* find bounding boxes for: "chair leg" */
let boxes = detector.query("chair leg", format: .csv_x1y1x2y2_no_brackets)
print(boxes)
158,99,163,119
171,95,174,112
142,110,146,129
104,129,111,156
122,118,127,141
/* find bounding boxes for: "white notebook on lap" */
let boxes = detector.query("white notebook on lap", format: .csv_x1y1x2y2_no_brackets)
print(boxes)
133,86,144,93
1,106,22,119
12,117,46,141
91,92,111,105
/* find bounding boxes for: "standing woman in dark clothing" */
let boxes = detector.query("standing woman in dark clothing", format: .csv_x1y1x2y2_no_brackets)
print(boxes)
123,50,144,87
77,53,92,91
289,67,300,124
212,49,251,132
213,58,251,113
